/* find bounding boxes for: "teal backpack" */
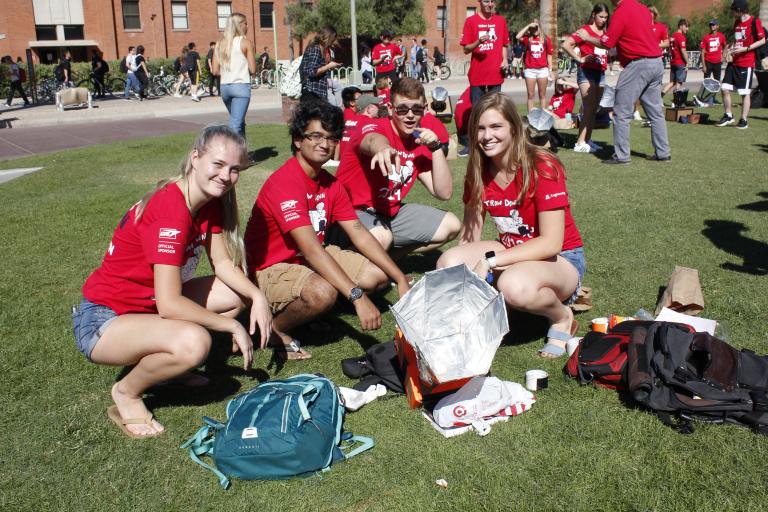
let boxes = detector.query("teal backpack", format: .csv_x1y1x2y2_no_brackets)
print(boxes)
181,374,374,489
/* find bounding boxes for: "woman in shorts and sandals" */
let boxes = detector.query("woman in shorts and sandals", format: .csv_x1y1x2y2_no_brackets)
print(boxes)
517,20,554,112
561,3,610,153
72,126,272,438
437,93,585,359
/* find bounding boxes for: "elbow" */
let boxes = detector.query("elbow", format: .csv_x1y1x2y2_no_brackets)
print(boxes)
155,298,181,320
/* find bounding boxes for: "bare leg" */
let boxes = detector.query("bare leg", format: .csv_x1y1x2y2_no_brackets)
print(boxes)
536,76,549,110
577,81,597,145
525,77,537,112
368,225,394,251
270,273,338,347
739,92,751,121
723,89,733,116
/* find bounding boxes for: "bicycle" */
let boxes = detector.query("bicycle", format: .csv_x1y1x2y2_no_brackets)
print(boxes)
426,61,451,81
251,68,276,89
76,72,126,98
35,78,67,104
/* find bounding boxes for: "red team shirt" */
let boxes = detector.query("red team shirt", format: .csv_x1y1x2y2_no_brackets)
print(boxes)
520,35,553,69
377,87,391,104
463,160,582,251
454,87,472,136
244,157,358,274
420,112,450,144
669,31,687,66
82,183,222,315
652,22,669,46
571,25,608,71
549,88,578,118
600,0,661,67
372,43,402,74
336,117,433,217
731,16,766,68
701,32,727,63
460,13,510,86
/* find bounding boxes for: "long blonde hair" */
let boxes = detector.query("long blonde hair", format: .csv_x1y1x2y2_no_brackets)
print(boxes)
134,125,249,272
464,93,563,213
217,13,247,71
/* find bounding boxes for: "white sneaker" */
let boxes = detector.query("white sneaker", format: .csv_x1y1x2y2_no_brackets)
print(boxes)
587,140,603,151
191,95,200,102
573,142,592,153
633,111,642,121
173,93,182,98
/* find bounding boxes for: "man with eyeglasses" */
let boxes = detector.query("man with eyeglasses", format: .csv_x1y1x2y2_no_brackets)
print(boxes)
244,101,411,361
461,0,510,106
335,77,460,257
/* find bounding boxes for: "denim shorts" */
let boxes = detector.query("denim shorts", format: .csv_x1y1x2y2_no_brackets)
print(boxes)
670,65,687,84
577,67,606,86
72,298,118,361
559,247,586,305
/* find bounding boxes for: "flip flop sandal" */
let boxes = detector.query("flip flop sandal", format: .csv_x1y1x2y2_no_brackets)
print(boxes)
274,339,312,361
538,320,579,358
107,405,164,439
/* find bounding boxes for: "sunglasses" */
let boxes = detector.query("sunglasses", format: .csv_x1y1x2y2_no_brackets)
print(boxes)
392,104,426,116
303,132,340,145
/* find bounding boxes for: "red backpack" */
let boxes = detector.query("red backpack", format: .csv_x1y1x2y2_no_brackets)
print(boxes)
565,320,694,390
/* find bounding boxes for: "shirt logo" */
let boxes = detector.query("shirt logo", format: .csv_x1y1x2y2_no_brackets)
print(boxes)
159,228,181,239
280,199,299,211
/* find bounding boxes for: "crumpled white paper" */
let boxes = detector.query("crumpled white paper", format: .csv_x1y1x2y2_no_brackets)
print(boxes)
338,384,387,411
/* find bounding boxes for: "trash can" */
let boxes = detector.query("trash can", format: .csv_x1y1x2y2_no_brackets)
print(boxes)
391,264,509,407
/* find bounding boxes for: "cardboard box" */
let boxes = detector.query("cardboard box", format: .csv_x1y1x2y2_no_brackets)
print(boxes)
665,107,694,122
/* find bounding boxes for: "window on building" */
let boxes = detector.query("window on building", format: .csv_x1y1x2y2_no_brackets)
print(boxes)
63,25,85,40
466,7,476,17
437,6,447,31
172,2,189,30
122,0,141,30
217,2,232,30
259,2,274,29
35,25,57,41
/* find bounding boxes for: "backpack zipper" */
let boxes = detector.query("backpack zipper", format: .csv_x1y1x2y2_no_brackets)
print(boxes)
281,394,292,433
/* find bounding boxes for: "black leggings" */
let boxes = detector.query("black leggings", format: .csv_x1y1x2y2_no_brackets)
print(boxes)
703,62,722,82
6,80,29,105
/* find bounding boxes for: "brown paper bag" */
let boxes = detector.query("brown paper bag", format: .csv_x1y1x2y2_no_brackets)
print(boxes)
655,266,704,316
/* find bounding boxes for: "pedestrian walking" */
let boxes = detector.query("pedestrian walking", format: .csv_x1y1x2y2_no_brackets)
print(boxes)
134,45,150,100
91,49,108,98
206,42,220,96
185,42,202,101
123,46,139,100
2,55,30,107
299,26,341,104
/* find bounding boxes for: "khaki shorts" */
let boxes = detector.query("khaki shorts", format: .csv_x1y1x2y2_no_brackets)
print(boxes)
254,245,370,313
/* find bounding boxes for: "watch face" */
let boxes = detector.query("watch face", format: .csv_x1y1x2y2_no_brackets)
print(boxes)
485,251,496,259
349,287,364,301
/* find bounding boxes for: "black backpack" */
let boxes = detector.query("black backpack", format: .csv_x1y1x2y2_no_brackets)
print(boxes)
416,47,425,63
627,322,768,435
54,64,65,82
119,57,128,73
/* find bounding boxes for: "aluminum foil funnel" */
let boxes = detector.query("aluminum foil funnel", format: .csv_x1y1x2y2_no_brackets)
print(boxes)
390,264,509,384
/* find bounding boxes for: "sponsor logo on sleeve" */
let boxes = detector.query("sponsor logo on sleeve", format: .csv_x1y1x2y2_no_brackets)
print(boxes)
159,228,181,240
545,192,566,201
280,200,299,211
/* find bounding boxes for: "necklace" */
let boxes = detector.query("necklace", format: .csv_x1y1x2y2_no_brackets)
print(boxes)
495,169,516,186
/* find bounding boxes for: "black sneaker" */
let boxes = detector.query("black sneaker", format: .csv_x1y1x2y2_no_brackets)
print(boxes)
716,114,734,127
457,147,469,157
736,118,748,130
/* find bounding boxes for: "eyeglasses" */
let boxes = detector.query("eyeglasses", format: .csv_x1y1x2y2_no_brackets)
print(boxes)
392,104,426,116
303,132,340,145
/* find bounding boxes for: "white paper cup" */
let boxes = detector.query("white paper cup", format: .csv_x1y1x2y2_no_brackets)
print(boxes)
566,336,582,357
525,369,549,391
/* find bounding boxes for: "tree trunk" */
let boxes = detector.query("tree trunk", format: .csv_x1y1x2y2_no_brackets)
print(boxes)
760,0,768,27
539,0,557,73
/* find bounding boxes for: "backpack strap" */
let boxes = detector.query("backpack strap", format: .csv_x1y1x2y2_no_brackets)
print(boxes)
340,434,374,460
180,417,231,489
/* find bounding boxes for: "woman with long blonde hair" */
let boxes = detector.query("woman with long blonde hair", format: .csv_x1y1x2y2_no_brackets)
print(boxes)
437,93,585,358
73,126,271,438
212,13,257,137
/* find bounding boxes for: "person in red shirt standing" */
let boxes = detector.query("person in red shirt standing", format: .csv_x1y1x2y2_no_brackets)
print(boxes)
517,20,554,112
634,6,669,120
562,3,610,153
372,30,402,84
460,0,510,106
661,19,689,99
335,78,460,256
454,87,473,157
244,101,411,360
701,19,727,82
716,0,766,130
437,93,585,358
73,126,272,438
575,0,669,164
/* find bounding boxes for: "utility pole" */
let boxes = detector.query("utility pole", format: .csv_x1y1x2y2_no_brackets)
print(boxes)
350,0,362,83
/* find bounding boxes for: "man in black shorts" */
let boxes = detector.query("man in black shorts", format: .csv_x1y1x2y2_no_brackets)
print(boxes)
185,42,201,102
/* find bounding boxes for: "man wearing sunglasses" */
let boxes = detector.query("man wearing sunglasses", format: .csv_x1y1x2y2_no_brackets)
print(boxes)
335,77,460,257
244,101,411,361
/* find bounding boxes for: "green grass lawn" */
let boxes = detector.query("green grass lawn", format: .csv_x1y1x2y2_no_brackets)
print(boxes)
2,108,768,511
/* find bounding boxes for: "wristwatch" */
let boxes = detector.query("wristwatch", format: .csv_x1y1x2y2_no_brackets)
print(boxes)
348,287,364,302
428,140,443,152
485,251,497,269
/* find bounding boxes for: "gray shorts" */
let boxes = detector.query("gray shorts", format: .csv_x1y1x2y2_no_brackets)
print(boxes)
352,203,448,248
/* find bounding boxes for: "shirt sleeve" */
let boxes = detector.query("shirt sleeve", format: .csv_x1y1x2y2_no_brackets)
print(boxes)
532,168,570,212
261,180,312,234
600,10,625,49
460,17,475,46
329,182,359,223
139,208,195,267
500,19,511,46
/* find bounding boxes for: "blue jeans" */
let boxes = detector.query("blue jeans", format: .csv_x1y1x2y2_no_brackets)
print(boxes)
72,298,118,360
220,83,251,138
559,247,586,305
470,84,502,106
124,73,139,97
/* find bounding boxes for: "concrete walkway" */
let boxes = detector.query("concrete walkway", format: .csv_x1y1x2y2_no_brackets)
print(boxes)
0,70,704,162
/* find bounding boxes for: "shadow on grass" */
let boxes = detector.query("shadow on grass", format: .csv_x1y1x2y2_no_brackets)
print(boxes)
702,219,768,276
737,192,768,212
249,146,279,165
502,310,550,347
753,143,768,154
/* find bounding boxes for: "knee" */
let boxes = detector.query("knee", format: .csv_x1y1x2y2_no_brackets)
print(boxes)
371,228,393,250
497,275,536,309
436,247,463,269
172,324,212,368
300,276,338,312
435,213,461,243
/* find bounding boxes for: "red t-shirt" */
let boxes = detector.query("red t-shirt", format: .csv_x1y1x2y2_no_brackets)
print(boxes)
701,32,727,63
82,183,222,315
732,16,766,68
339,112,361,157
336,117,434,217
462,158,582,251
343,107,356,123
669,31,687,66
571,24,608,71
549,88,577,118
520,35,552,69
244,157,358,274
454,87,472,136
460,14,510,86
600,0,662,67
377,87,391,104
652,22,669,45
421,112,449,144
372,43,402,74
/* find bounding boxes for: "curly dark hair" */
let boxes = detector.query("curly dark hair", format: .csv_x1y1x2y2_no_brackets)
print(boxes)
288,100,344,154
